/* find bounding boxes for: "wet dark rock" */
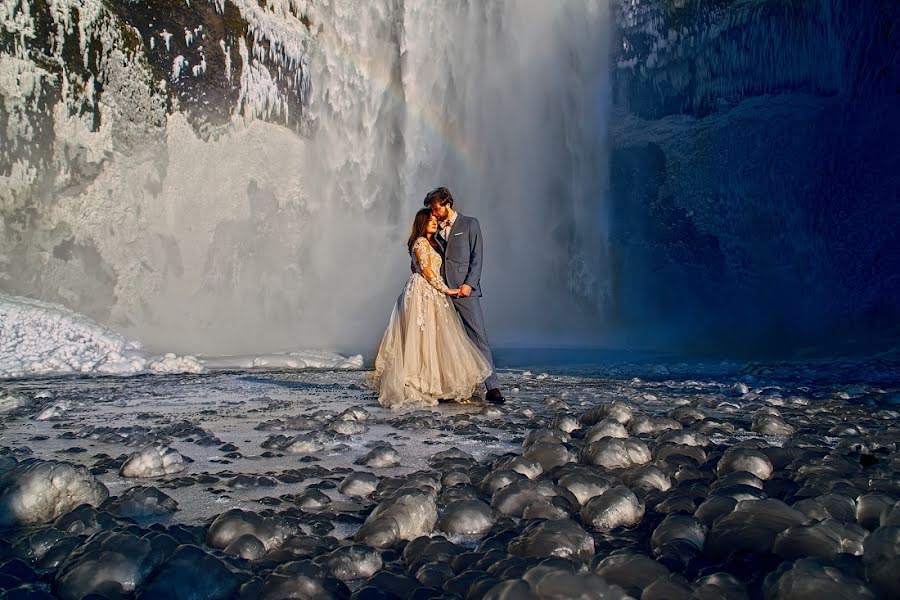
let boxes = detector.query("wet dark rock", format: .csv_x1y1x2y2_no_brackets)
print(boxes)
54,530,173,600
486,565,632,599
257,560,350,600
96,488,175,521
363,571,421,599
139,544,239,599
414,561,454,588
706,499,806,557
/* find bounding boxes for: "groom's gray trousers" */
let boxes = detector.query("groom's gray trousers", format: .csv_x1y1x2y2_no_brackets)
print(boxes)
440,213,500,392
451,295,500,392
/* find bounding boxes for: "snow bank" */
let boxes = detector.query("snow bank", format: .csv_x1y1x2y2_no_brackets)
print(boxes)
199,350,364,371
0,293,362,378
0,293,202,378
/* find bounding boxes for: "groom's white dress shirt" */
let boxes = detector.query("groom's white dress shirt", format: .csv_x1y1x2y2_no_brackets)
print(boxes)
439,211,459,243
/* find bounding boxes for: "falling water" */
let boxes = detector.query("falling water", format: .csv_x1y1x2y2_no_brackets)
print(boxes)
300,0,612,353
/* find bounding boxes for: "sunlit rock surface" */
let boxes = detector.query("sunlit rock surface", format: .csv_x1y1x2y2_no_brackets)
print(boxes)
119,445,187,478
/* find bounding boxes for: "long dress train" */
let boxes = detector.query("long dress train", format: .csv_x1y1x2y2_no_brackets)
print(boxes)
370,237,492,410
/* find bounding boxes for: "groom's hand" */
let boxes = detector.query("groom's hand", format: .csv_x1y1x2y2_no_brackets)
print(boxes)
458,284,472,297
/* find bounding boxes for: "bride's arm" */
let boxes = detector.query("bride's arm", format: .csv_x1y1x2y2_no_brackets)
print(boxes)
413,239,459,295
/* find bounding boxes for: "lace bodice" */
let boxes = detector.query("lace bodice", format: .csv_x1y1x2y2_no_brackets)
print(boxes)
411,237,449,293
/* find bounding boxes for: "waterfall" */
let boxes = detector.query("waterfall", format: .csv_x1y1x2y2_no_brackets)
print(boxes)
304,0,612,351
0,0,612,355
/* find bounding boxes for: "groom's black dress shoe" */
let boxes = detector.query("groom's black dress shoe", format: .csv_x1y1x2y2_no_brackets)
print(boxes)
486,389,505,404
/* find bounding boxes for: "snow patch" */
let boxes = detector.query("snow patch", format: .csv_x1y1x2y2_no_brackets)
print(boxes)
200,350,363,371
0,292,362,378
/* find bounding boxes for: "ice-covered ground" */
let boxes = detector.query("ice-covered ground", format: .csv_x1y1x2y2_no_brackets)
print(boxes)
0,293,362,378
1,360,899,598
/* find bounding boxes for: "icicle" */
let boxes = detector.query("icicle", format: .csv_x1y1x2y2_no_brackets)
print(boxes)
192,47,207,76
171,55,187,81
220,40,232,82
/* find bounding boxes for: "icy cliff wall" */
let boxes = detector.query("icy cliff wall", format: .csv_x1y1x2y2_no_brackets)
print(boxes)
0,0,318,353
608,0,900,354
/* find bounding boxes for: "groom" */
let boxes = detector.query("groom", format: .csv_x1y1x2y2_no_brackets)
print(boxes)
425,187,505,404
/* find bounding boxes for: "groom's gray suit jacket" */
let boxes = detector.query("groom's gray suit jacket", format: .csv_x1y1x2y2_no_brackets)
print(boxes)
438,214,499,390
438,214,483,296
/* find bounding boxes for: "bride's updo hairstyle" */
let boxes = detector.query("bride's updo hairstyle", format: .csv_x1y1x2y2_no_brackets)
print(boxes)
423,186,454,208
408,208,441,253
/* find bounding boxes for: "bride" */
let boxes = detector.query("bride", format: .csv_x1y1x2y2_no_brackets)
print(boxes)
371,208,492,409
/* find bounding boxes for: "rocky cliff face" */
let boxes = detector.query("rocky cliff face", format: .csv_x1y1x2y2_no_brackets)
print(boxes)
1,0,310,208
0,1,315,350
606,0,900,354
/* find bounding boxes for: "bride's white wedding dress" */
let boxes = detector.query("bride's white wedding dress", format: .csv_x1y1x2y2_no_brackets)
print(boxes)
371,237,492,410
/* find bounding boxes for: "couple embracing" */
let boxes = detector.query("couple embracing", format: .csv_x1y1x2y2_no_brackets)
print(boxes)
371,187,505,410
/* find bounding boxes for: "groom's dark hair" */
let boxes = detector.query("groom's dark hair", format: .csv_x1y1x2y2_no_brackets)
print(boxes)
424,187,454,208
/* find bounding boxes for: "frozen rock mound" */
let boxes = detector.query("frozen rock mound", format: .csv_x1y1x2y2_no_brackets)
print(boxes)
486,565,633,599
55,530,171,600
206,509,294,553
558,472,612,506
581,486,645,531
355,490,438,548
585,419,630,442
141,544,239,599
491,479,572,518
717,446,774,480
706,499,806,557
773,519,866,559
580,401,634,426
118,445,187,478
338,471,380,497
595,553,670,595
651,514,707,554
763,557,877,599
0,458,109,528
355,445,401,468
318,545,383,581
438,499,495,536
581,438,651,470
522,442,578,471
863,526,900,597
508,519,595,563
